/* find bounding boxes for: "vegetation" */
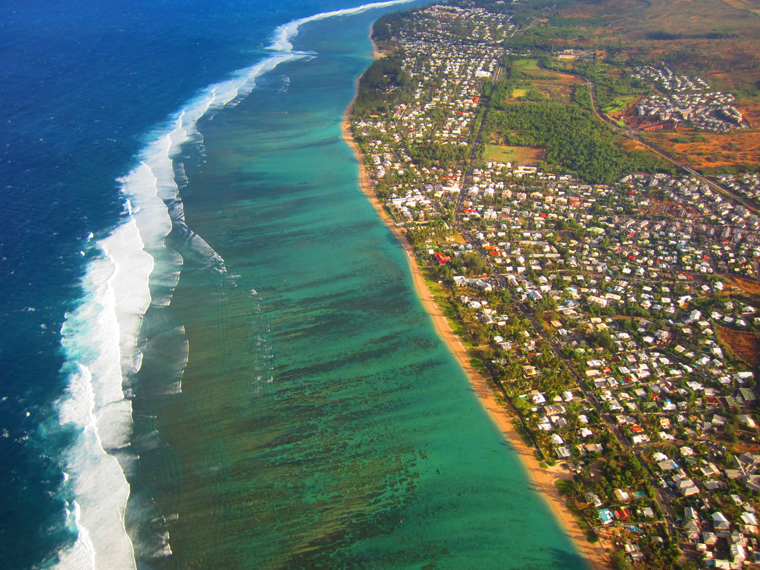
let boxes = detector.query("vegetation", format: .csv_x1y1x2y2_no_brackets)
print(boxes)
486,101,673,184
610,550,634,570
371,11,405,44
509,25,584,51
407,143,470,169
351,56,412,118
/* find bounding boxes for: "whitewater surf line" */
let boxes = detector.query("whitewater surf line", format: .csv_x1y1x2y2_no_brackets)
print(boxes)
52,1,416,568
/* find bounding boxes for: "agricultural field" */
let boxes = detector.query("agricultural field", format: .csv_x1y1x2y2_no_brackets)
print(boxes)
483,144,545,164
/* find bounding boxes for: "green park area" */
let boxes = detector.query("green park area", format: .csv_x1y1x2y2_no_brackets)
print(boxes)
484,144,544,164
601,95,637,114
512,59,559,79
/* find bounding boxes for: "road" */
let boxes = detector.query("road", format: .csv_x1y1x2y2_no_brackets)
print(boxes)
444,54,748,541
455,63,504,218
536,61,759,215
457,223,681,537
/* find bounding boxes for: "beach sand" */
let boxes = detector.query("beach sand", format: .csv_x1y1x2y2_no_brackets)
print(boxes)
341,34,611,570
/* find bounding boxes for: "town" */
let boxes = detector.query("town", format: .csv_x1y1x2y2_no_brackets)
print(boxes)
632,66,746,134
351,2,760,569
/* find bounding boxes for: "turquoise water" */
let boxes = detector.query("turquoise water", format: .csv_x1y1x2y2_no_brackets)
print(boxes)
0,0,589,565
128,12,588,570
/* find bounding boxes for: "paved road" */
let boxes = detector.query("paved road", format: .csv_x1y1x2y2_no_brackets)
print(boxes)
458,224,679,536
537,61,759,214
446,56,755,539
455,63,504,219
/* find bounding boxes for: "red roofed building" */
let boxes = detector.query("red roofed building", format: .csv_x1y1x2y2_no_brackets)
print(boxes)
434,252,451,265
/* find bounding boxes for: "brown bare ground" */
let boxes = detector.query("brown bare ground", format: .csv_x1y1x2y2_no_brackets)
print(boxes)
618,138,645,153
645,197,701,218
731,276,760,296
557,74,585,84
720,0,760,14
641,128,760,171
714,323,760,367
535,82,577,102
485,144,546,164
555,0,760,95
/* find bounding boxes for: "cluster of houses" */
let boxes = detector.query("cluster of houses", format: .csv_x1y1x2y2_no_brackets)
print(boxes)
632,65,710,93
555,48,595,61
352,6,509,184
420,4,512,44
423,164,760,565
718,173,760,206
352,5,760,567
631,66,745,132
443,169,760,566
621,174,760,280
454,167,759,282
640,449,760,567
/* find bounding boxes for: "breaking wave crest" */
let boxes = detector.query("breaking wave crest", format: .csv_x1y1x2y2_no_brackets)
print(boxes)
52,1,415,567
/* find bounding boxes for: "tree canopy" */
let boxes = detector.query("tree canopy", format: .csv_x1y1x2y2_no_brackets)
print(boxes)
351,56,412,118
486,101,673,184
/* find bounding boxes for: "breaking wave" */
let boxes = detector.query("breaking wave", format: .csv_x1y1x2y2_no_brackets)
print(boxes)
52,0,415,567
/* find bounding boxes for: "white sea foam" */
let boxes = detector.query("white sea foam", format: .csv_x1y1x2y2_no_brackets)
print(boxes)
57,219,152,570
54,1,416,567
55,502,97,570
268,0,417,51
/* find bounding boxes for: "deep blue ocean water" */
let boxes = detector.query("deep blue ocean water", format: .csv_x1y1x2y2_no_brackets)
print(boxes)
0,1,588,568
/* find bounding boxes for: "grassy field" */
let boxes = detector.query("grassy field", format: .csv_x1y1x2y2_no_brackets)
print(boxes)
513,59,540,72
602,95,637,114
509,62,582,104
512,59,561,79
484,145,545,164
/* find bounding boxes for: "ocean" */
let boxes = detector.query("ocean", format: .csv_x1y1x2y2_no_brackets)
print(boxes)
0,1,587,568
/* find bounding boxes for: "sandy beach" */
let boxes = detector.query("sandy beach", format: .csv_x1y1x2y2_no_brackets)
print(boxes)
341,33,610,570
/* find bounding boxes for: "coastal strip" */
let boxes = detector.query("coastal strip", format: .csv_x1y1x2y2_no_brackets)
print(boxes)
341,26,609,570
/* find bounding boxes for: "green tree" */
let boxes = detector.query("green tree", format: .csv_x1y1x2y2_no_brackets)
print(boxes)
610,550,633,570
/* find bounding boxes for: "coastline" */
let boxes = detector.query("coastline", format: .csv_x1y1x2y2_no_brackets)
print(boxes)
341,29,610,570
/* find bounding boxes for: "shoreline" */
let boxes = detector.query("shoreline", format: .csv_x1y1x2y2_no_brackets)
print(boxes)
341,28,609,570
